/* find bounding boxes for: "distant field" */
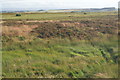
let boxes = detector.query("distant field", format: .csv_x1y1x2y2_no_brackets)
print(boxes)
1,11,119,78
1,11,117,20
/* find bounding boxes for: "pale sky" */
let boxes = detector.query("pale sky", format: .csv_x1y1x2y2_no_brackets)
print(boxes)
1,0,120,11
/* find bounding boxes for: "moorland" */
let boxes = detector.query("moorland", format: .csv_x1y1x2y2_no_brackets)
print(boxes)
1,11,119,78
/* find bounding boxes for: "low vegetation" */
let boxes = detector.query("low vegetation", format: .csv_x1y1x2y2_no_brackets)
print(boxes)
1,11,119,78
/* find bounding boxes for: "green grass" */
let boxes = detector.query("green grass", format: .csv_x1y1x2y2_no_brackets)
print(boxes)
2,11,119,78
2,37,118,78
2,11,117,20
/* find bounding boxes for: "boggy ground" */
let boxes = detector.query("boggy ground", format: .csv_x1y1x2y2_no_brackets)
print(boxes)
1,11,119,78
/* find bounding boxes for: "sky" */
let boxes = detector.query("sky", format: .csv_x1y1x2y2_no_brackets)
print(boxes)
1,0,120,11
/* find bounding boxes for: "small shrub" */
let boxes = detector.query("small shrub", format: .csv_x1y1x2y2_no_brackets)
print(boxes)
16,14,21,16
84,13,87,15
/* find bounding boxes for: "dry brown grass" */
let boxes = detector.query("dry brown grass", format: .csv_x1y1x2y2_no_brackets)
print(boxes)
61,22,86,27
2,25,38,37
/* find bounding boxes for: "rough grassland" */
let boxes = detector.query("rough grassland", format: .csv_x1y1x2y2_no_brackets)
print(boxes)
1,11,119,78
